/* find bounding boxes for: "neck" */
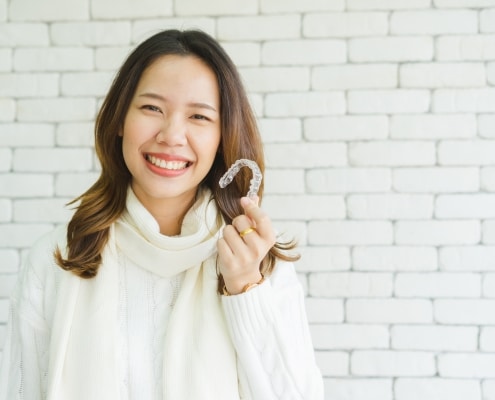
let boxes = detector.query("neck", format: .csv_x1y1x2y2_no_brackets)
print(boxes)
131,186,198,236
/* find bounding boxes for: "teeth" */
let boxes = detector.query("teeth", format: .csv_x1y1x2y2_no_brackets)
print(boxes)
147,155,188,170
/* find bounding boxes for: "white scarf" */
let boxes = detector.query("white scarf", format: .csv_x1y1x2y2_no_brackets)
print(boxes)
46,188,240,399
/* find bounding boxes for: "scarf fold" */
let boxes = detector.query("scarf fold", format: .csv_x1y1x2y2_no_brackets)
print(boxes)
46,188,240,400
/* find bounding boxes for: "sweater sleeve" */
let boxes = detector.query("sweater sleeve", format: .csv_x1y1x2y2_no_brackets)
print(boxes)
0,232,58,400
221,261,324,400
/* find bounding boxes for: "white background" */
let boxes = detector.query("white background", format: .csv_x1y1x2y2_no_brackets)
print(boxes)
1,0,495,398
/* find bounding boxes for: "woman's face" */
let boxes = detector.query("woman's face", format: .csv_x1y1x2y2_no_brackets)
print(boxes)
121,54,221,209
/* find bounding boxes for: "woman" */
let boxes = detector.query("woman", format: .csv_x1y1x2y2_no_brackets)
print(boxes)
0,29,323,400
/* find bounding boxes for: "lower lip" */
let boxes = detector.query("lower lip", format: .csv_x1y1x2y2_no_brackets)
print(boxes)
146,160,190,178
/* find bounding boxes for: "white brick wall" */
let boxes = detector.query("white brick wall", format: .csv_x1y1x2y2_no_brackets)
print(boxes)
0,1,493,399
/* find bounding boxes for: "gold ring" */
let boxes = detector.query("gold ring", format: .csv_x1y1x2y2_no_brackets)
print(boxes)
239,227,256,238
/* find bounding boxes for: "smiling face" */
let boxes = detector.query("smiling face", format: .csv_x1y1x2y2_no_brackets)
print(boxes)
121,54,221,214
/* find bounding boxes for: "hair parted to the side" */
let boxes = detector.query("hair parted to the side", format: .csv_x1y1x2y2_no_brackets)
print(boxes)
54,29,299,290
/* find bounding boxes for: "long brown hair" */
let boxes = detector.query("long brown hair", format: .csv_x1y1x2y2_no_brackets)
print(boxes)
55,29,298,288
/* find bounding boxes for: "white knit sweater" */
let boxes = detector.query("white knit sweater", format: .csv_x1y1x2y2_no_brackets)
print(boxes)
0,194,323,400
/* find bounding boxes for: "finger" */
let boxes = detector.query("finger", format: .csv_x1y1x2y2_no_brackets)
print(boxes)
240,197,275,242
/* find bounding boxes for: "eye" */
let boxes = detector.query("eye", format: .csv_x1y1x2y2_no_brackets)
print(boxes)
191,114,210,121
142,104,162,113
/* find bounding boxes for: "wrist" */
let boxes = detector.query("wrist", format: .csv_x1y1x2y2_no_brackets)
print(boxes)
223,272,264,296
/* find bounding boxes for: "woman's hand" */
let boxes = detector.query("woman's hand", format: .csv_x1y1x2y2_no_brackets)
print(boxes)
217,196,276,295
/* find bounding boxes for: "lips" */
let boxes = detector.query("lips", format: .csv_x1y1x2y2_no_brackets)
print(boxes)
145,154,191,170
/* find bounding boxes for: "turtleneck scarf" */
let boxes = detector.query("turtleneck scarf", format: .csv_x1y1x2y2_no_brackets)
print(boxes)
45,187,241,399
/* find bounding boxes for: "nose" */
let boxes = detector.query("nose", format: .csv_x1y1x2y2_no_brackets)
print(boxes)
155,115,187,146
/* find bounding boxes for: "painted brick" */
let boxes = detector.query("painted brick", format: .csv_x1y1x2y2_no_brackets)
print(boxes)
0,198,12,221
0,99,15,121
395,220,480,245
396,378,481,400
482,167,495,191
349,37,433,62
309,221,393,245
264,194,345,220
323,379,393,400
481,9,495,32
435,299,495,324
395,273,481,298
0,174,53,197
0,123,54,147
391,114,476,139
95,46,131,71
348,0,430,9
132,18,215,44
479,115,495,138
262,40,346,65
436,194,495,219
0,224,54,248
258,118,302,143
56,122,94,147
220,42,261,67
9,0,89,21
13,198,73,223
51,22,130,46
297,246,351,272
353,246,437,271
0,250,19,273
484,380,495,400
13,148,93,172
439,140,495,165
347,299,433,323
484,274,495,297
393,167,479,193
264,142,347,168
239,67,309,92
314,351,349,377
349,141,435,166
348,194,433,219
391,10,478,35
481,327,495,350
14,48,93,72
0,73,59,98
17,98,96,122
305,298,344,323
351,350,436,377
0,151,12,174
265,92,346,117
264,169,304,194
400,63,485,88
0,0,5,21
91,0,172,19
304,116,388,141
260,0,344,13
175,0,256,16
61,72,113,97
484,221,495,244
309,272,393,297
306,168,391,193
348,90,430,114
437,35,495,61
433,89,495,113
0,23,49,46
0,299,8,321
440,246,495,271
439,353,495,378
488,62,495,85
0,49,11,71
392,325,478,351
276,221,307,246
0,274,18,297
312,64,397,90
435,0,495,7
218,15,300,41
311,324,389,350
303,12,388,38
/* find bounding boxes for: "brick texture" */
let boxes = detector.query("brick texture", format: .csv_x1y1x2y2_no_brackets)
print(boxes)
0,2,493,399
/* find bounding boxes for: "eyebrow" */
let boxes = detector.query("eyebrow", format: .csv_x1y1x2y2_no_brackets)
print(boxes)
138,92,218,112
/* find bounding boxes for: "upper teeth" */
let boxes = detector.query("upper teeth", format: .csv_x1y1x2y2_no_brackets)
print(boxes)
147,155,188,170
